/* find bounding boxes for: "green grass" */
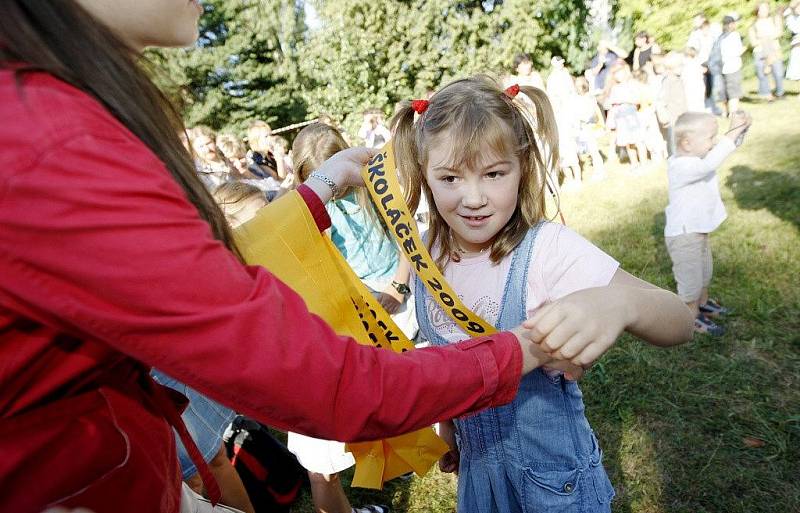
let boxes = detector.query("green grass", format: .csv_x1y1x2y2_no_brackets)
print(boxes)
290,79,800,513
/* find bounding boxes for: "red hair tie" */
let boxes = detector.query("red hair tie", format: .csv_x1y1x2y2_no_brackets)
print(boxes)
410,99,429,114
504,84,520,99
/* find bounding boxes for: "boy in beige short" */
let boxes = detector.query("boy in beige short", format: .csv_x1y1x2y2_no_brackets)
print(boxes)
664,111,751,335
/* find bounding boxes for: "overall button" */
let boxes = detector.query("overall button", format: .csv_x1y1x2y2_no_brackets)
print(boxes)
563,482,574,493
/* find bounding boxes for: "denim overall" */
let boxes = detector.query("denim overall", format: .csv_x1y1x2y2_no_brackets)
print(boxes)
415,226,615,513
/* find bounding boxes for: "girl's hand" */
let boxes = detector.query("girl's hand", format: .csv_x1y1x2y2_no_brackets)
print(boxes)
377,285,405,314
523,286,633,369
439,448,460,474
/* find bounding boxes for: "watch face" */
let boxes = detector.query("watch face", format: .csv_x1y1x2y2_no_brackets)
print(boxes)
393,282,411,295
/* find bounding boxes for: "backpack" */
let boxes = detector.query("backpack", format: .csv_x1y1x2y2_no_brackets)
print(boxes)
224,415,308,513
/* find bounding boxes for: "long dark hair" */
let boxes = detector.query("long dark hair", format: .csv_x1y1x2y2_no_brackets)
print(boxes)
0,0,241,258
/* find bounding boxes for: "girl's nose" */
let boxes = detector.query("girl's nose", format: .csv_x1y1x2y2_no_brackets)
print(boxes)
461,182,487,208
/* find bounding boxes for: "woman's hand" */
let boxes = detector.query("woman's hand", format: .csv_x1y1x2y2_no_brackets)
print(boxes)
304,147,377,203
437,420,459,474
523,286,632,369
544,360,586,380
510,325,554,375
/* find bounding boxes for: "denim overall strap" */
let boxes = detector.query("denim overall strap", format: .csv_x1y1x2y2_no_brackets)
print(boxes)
416,226,615,512
495,224,542,331
414,226,543,463
414,237,455,348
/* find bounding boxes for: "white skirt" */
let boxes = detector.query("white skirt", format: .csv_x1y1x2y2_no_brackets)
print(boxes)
287,432,355,475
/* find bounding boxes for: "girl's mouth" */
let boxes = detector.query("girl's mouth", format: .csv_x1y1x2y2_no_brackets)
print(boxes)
460,214,491,227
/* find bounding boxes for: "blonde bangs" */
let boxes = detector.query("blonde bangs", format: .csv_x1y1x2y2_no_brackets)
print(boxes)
428,104,521,174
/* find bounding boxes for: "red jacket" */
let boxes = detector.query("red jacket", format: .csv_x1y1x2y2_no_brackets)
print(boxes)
0,70,522,512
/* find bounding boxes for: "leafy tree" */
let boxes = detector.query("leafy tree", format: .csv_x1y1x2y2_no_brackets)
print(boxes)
150,0,306,133
493,0,593,73
611,0,758,52
300,0,596,136
298,0,404,136
148,0,611,135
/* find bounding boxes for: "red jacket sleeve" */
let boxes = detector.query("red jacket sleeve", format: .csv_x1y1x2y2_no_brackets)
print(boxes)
0,130,521,442
296,183,332,231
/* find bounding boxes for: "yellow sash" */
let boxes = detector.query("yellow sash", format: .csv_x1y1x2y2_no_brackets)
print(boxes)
360,144,497,336
235,191,448,489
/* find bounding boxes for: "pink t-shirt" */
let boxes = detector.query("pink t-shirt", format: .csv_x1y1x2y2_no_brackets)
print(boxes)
419,222,620,343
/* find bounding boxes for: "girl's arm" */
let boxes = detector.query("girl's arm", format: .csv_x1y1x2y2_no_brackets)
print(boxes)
524,269,693,369
606,270,694,347
378,255,411,314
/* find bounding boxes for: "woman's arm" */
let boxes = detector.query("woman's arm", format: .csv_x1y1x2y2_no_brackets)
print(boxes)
1,133,542,443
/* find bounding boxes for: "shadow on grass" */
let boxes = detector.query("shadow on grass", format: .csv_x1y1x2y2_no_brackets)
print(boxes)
573,173,799,513
725,165,800,230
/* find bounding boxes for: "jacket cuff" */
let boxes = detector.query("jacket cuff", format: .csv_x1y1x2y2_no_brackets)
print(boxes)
297,184,332,232
454,331,522,407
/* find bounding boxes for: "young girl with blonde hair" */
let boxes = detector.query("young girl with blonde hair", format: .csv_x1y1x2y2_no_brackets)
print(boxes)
391,75,693,512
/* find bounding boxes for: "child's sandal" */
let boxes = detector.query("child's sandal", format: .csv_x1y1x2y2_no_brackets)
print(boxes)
699,299,730,318
353,505,391,513
694,314,725,336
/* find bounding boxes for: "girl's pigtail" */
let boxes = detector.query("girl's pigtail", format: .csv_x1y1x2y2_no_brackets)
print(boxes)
517,86,559,179
389,102,422,214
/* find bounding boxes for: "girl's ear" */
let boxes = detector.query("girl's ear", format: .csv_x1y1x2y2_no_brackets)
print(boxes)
677,136,692,153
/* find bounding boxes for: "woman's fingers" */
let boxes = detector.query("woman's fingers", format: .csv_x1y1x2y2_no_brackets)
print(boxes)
348,146,379,163
316,147,378,188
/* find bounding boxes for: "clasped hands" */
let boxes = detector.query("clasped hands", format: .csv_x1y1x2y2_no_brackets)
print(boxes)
513,286,632,380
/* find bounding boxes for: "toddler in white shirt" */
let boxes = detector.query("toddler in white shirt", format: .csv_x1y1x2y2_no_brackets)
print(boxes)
664,111,752,335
